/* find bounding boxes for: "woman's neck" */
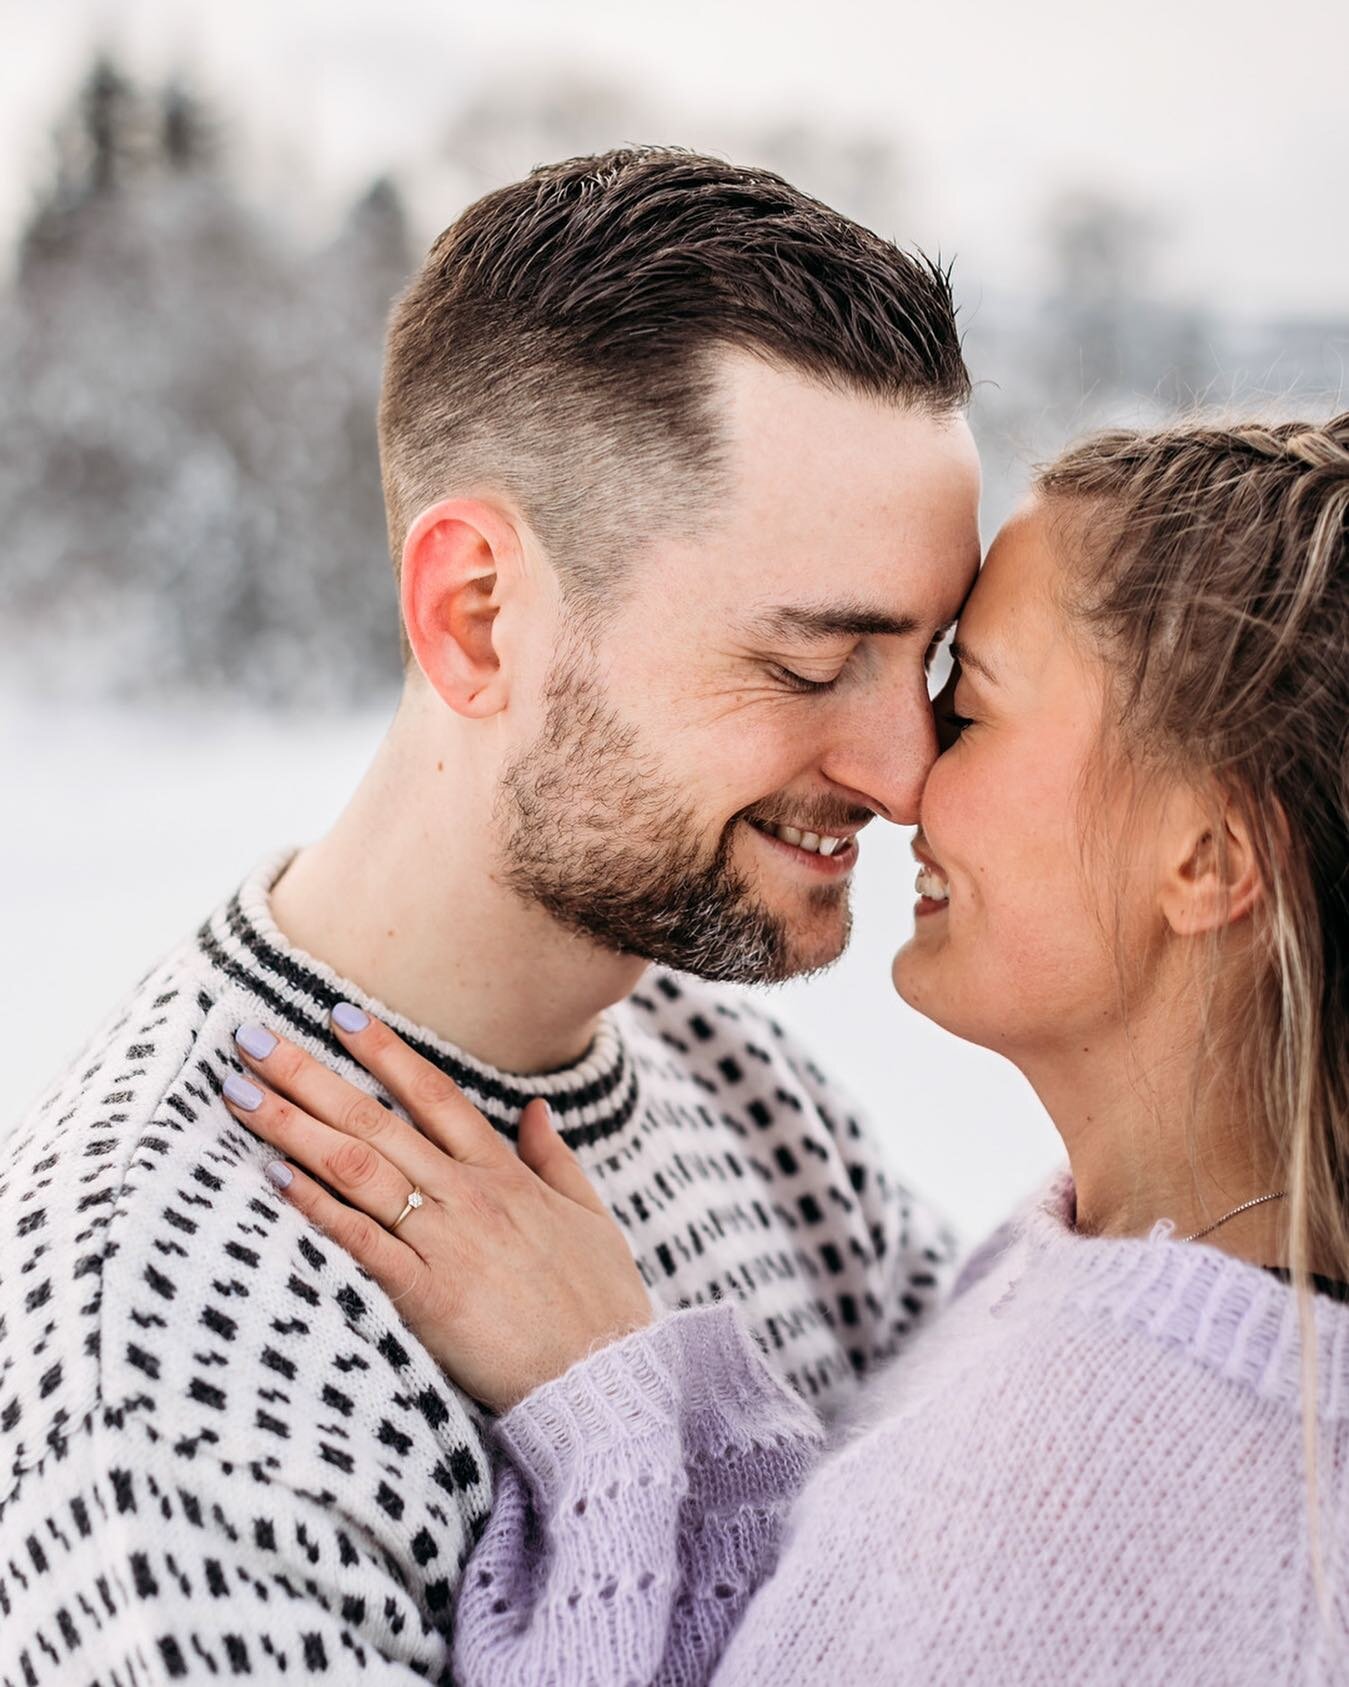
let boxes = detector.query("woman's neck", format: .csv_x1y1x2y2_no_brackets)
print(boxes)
1019,1005,1292,1269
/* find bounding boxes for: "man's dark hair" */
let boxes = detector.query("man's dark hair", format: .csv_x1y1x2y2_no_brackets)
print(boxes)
378,145,971,659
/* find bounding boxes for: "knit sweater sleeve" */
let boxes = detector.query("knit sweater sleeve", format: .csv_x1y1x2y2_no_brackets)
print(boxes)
451,1302,825,1686
2,962,493,1682
0,1406,466,1683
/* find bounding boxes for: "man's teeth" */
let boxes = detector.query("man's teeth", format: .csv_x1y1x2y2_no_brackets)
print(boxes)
915,867,950,902
767,824,846,857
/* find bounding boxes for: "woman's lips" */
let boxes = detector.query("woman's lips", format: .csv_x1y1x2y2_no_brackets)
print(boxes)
912,858,951,917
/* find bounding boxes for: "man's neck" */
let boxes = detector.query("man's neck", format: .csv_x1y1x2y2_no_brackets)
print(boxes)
267,719,648,1077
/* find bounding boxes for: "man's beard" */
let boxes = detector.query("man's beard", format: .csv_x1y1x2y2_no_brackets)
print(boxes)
495,642,856,984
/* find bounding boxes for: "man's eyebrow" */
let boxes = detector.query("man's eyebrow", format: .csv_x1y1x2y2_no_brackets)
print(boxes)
744,602,921,643
949,640,998,684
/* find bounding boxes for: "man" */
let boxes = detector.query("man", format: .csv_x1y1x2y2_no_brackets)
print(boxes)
0,149,981,1681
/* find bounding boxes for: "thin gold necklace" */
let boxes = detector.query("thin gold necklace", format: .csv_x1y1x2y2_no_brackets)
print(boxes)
1179,1190,1288,1245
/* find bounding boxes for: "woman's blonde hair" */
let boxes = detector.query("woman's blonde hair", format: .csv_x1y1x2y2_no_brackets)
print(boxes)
1034,411,1349,1579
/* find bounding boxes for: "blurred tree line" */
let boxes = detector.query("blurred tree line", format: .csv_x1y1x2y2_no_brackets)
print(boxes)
0,57,408,706
0,55,1344,708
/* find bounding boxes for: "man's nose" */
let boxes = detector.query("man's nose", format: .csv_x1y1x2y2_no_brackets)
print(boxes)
818,683,939,827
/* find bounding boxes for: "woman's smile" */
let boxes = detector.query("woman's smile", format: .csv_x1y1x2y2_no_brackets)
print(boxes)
912,839,951,917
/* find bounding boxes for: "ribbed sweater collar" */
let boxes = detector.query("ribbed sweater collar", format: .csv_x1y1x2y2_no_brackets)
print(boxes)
1015,1172,1349,1419
193,845,641,1150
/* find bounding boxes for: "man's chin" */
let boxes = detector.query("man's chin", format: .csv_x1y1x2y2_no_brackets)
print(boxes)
632,904,849,987
753,904,852,984
500,827,852,985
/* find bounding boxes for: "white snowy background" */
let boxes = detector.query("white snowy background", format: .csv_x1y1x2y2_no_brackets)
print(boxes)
3,0,1345,1246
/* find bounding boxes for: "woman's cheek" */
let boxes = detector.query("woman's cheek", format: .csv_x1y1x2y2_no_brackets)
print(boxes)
921,737,1066,991
920,737,1003,897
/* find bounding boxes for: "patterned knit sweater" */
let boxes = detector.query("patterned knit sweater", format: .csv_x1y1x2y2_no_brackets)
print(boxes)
0,846,954,1685
453,1173,1349,1686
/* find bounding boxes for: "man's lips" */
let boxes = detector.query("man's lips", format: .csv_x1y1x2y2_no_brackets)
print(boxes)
748,813,873,842
748,822,860,875
744,814,866,874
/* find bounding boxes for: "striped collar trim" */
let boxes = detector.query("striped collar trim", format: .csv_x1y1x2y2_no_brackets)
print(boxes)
194,846,641,1150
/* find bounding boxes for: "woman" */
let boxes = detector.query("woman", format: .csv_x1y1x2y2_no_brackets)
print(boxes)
224,413,1349,1682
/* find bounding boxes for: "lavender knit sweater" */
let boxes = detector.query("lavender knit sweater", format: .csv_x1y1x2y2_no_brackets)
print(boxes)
452,1174,1349,1685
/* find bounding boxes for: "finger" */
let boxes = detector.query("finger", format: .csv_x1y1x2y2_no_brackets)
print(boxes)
222,1068,438,1234
326,1004,509,1166
232,1019,451,1191
516,1099,607,1215
262,1156,431,1309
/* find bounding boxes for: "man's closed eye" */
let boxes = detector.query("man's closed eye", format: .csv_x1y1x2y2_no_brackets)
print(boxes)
770,665,845,694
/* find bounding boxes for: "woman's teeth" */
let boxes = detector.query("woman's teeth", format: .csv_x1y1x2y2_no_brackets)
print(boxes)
768,823,845,857
915,867,950,902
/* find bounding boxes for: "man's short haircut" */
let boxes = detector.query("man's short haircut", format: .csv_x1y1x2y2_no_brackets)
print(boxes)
377,146,972,661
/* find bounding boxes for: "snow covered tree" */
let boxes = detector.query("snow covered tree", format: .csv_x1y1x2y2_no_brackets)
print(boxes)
1,56,410,707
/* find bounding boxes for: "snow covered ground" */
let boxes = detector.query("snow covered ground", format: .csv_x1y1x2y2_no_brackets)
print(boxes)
2,698,1062,1246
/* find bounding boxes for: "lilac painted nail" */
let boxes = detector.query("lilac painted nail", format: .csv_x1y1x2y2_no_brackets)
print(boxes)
224,1073,264,1111
266,1160,293,1189
332,1002,369,1033
235,1022,277,1060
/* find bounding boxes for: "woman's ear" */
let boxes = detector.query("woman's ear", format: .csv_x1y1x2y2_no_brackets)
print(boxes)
1159,784,1264,937
400,499,523,718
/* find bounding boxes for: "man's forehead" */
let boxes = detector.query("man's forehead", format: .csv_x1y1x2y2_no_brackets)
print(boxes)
712,350,976,494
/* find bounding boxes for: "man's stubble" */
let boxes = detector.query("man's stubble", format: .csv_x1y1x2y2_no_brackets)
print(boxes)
494,639,851,984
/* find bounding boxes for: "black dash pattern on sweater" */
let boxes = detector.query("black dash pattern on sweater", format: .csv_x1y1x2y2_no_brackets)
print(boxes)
0,846,956,1682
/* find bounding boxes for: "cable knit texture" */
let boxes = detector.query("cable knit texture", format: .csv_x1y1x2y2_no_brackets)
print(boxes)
454,1173,1349,1685
0,847,953,1684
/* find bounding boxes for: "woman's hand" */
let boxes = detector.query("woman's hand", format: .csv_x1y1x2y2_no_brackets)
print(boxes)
220,1005,654,1414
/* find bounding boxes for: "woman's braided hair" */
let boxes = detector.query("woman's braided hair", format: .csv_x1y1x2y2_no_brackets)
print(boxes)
1037,411,1349,1297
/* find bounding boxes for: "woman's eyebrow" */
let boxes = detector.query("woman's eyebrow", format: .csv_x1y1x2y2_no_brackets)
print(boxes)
744,602,920,644
949,640,998,684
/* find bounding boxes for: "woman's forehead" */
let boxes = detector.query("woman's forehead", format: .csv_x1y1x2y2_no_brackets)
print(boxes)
957,504,1082,685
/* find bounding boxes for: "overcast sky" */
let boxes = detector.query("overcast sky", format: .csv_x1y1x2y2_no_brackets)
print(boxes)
4,0,1346,317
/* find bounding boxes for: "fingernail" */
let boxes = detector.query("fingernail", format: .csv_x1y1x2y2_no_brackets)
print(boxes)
235,1022,277,1060
224,1073,264,1111
332,1002,369,1033
539,1100,553,1129
265,1160,293,1189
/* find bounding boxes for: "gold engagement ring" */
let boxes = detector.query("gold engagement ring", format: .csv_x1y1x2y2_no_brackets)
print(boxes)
390,1187,424,1232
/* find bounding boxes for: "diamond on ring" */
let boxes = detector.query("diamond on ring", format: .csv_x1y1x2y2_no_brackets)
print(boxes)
407,1189,423,1208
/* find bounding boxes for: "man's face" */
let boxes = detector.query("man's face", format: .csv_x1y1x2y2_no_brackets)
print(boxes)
496,350,983,983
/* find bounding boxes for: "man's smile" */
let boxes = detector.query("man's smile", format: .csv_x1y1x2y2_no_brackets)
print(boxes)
757,821,849,857
743,815,864,874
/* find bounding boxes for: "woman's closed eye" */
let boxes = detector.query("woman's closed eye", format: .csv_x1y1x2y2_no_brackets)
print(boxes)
931,667,977,739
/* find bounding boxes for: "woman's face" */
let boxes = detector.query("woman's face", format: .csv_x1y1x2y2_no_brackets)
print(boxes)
893,499,1150,1058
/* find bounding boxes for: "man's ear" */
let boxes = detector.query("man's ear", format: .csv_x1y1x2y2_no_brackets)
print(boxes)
1159,783,1264,937
400,498,523,718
